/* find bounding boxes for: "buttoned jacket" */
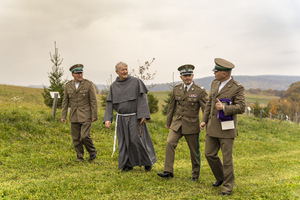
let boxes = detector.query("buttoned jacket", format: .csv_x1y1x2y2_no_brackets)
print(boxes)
202,78,245,138
61,79,98,123
166,82,207,135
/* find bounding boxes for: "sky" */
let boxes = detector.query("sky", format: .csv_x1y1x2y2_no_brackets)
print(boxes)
0,0,299,86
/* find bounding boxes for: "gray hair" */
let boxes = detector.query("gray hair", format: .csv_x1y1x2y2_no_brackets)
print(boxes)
115,62,128,71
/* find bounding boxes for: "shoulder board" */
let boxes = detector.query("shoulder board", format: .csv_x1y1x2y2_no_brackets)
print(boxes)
233,80,242,86
175,83,182,87
212,79,218,84
195,84,205,90
65,80,73,85
84,79,92,83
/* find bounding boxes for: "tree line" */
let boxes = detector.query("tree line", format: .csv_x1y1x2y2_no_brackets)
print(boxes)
250,81,300,123
245,88,285,97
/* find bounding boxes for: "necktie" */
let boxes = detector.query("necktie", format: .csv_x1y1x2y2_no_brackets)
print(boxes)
184,86,187,94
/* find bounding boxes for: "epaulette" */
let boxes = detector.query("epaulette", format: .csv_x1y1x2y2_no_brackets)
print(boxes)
65,80,73,85
84,79,92,83
233,80,242,86
174,83,183,87
195,84,206,90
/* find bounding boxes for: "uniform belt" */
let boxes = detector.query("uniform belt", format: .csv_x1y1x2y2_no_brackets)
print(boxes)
111,112,136,157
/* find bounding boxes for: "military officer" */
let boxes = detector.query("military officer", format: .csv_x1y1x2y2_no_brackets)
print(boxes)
200,58,246,196
157,64,207,181
61,64,98,162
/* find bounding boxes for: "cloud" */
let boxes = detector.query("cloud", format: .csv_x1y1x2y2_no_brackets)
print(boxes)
0,0,299,86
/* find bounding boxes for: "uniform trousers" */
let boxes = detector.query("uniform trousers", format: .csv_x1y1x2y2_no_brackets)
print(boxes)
204,135,234,194
164,128,200,178
71,122,96,160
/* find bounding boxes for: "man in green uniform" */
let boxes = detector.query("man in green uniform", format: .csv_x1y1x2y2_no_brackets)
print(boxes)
61,64,98,162
157,64,207,181
200,58,246,196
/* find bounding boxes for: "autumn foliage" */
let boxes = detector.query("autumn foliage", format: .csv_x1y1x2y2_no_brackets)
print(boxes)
267,81,300,121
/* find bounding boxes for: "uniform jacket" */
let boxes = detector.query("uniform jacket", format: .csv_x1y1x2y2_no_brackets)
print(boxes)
202,78,245,138
166,82,207,135
61,79,98,123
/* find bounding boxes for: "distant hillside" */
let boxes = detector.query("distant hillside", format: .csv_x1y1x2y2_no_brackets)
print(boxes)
29,75,300,92
147,75,300,91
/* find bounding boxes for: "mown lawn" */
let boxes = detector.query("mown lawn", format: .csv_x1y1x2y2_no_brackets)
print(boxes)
0,85,299,199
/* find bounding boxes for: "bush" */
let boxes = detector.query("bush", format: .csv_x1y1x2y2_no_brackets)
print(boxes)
147,93,158,114
161,91,173,115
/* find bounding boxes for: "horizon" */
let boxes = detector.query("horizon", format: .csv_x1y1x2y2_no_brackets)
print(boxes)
2,74,298,90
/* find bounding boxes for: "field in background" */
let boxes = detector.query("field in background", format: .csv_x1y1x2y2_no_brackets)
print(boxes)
149,90,279,109
0,84,299,199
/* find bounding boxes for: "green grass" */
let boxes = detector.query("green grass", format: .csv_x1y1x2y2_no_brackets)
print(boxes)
0,85,299,199
244,93,280,106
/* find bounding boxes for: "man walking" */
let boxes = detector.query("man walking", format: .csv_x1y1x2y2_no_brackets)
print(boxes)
104,61,157,172
200,58,246,196
157,64,207,181
61,64,98,162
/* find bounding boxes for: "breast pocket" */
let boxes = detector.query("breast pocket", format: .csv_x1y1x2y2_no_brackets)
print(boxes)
79,89,88,98
187,98,198,107
175,96,182,105
67,90,74,98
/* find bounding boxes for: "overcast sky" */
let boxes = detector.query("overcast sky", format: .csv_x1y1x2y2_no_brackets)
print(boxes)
0,0,299,86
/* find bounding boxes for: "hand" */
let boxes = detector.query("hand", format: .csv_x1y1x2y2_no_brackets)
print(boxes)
61,119,66,124
105,121,111,129
215,98,224,111
200,122,206,130
140,118,146,124
92,118,98,122
165,125,170,129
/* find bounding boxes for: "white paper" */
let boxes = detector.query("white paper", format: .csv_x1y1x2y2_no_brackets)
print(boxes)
50,91,61,98
221,120,235,130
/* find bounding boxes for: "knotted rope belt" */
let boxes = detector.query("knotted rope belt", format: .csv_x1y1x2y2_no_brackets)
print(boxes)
111,112,136,157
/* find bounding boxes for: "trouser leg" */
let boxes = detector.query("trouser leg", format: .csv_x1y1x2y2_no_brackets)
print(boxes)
220,138,235,194
164,129,182,173
71,123,84,159
80,122,96,155
185,134,200,178
204,135,224,181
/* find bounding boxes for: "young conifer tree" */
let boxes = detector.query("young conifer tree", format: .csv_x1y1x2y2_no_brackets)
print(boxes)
42,41,67,108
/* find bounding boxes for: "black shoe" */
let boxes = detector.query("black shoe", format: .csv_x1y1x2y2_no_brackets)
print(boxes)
220,192,231,196
157,171,174,178
145,166,152,171
89,150,97,161
190,177,198,181
121,166,133,172
213,180,223,187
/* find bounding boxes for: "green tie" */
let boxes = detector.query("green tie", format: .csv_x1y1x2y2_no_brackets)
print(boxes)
184,86,187,94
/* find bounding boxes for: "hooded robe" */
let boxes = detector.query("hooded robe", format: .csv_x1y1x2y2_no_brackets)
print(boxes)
104,75,157,169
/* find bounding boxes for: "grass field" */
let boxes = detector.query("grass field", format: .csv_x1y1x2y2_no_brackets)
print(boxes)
0,85,299,199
